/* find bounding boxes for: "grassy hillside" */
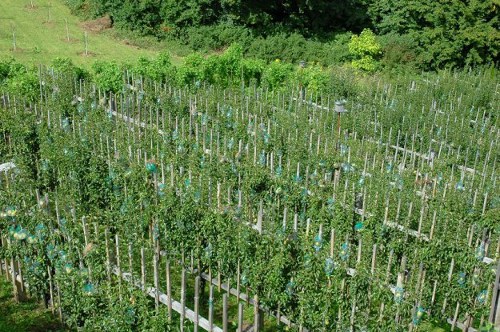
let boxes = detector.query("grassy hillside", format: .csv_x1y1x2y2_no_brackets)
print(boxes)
0,0,160,67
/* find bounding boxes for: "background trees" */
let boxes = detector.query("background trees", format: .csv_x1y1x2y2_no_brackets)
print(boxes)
368,0,499,69
65,0,499,70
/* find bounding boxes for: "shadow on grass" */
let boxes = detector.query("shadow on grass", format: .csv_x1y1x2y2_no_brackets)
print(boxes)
0,277,67,332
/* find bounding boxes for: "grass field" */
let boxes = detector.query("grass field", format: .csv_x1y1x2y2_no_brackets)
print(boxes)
0,276,67,331
0,0,162,67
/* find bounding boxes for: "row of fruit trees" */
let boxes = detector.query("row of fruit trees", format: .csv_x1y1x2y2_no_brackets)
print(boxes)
0,65,498,331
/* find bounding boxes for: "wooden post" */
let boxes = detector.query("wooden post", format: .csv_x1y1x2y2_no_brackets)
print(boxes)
104,228,111,282
0,236,5,279
350,298,357,331
371,244,377,275
56,279,63,322
238,302,244,332
128,243,133,278
115,234,122,301
254,294,264,331
154,242,160,313
209,284,214,331
7,238,19,303
17,260,25,295
451,302,460,331
181,268,186,331
223,293,228,332
166,259,172,321
218,261,221,292
64,18,70,42
47,266,54,313
194,276,200,332
236,261,241,300
84,31,89,56
141,247,146,290
82,217,89,246
385,250,394,284
0,240,3,278
489,260,500,327
11,25,16,52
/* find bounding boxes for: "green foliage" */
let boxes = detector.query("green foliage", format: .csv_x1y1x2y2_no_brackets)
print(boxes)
349,28,382,72
241,58,265,86
326,67,359,98
143,0,371,35
114,0,165,36
132,52,176,82
65,0,103,18
0,64,499,332
91,61,123,93
51,57,89,81
293,63,330,94
368,0,500,69
65,0,499,70
377,33,418,70
182,23,254,52
262,59,294,90
161,0,221,29
177,53,207,85
247,33,307,64
323,33,353,66
206,43,244,86
0,59,38,101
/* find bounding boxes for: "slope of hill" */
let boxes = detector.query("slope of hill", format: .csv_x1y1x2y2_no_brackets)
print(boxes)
0,0,159,67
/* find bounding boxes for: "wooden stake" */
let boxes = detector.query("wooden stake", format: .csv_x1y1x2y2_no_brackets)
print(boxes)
223,293,228,332
194,276,200,332
166,259,172,321
181,268,186,331
238,302,244,332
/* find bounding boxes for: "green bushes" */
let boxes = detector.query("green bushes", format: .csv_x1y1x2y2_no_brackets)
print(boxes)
92,61,123,93
262,59,294,90
246,33,350,67
183,24,254,52
368,0,500,70
378,33,418,70
65,0,499,71
348,29,382,72
132,52,176,82
296,63,330,94
204,43,244,86
241,58,266,86
111,0,164,36
176,53,206,86
52,57,89,81
247,33,307,64
0,59,38,101
175,44,293,90
180,27,348,68
133,45,348,95
65,0,102,18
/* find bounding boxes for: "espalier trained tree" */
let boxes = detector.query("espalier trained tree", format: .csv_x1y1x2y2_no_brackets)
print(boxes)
0,60,498,331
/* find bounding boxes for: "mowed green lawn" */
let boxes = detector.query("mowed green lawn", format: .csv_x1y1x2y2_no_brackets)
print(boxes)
0,0,159,67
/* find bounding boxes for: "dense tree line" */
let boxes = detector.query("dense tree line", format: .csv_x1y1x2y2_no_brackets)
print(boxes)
369,0,499,68
66,0,499,69
66,0,370,34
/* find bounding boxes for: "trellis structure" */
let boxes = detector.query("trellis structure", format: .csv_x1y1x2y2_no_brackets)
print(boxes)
0,67,498,331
